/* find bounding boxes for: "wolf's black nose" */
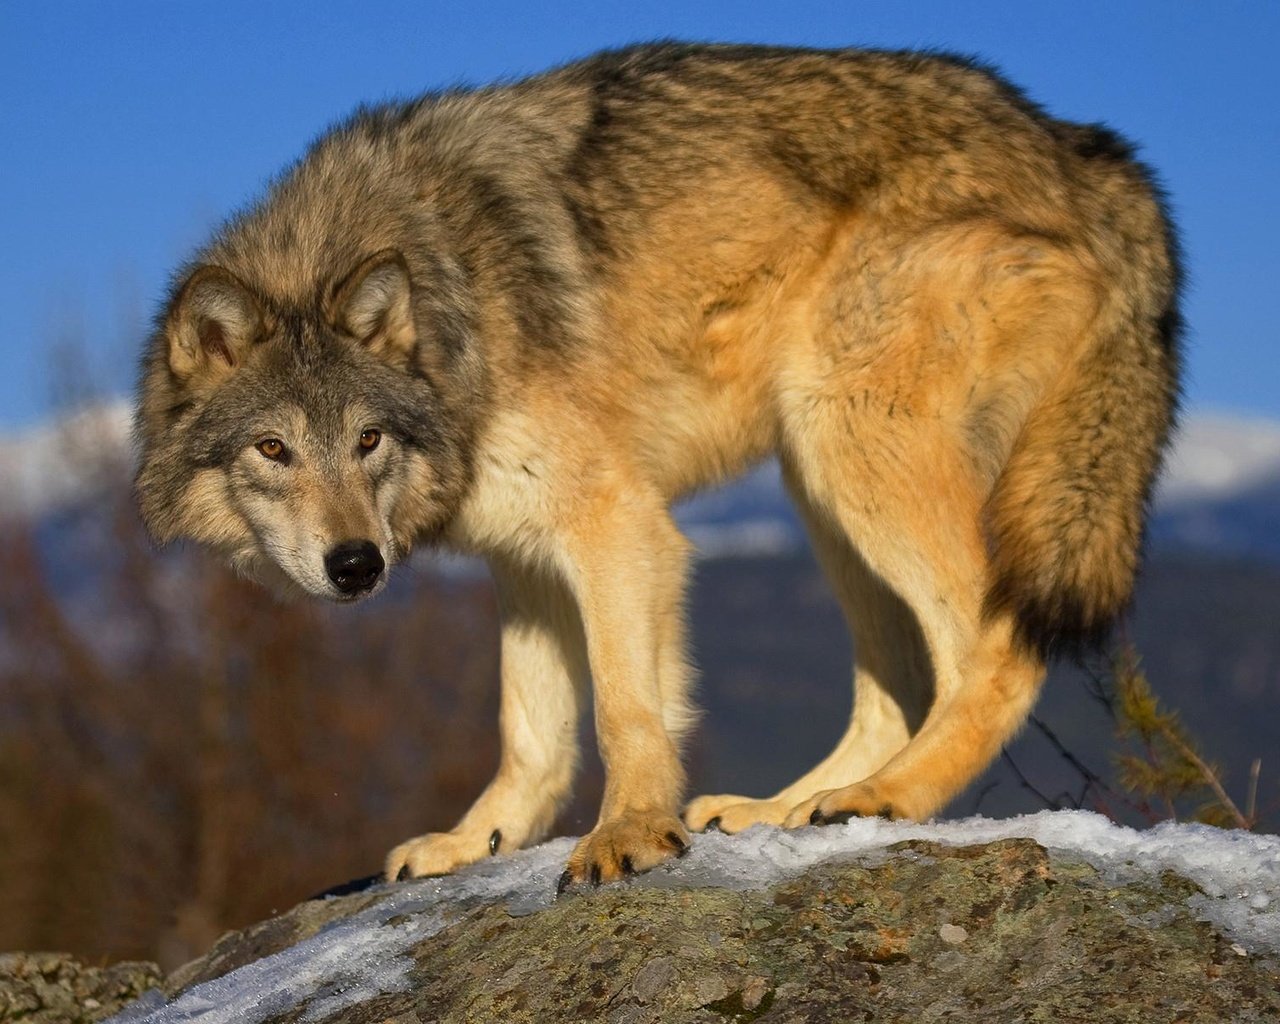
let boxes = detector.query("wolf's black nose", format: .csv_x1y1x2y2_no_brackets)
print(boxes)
325,541,385,593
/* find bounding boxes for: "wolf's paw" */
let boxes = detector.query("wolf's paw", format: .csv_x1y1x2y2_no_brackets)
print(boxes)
557,811,689,891
683,794,792,833
783,783,907,828
385,829,494,881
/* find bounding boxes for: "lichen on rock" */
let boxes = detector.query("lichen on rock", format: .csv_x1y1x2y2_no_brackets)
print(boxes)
103,831,1280,1023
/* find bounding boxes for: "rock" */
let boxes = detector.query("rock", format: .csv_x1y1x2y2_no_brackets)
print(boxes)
49,838,1280,1021
631,956,676,1003
0,953,160,1023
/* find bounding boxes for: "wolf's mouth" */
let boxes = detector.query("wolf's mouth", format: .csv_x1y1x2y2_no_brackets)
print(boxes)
325,578,387,604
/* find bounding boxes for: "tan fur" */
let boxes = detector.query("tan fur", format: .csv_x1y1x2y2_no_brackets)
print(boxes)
134,44,1181,887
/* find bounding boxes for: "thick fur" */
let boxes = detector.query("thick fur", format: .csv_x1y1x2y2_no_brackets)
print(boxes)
134,43,1181,884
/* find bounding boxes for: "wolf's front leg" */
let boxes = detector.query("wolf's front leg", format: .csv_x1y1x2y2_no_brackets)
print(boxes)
556,500,694,888
385,561,587,880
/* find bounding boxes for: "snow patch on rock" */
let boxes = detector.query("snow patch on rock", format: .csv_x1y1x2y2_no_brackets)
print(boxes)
109,811,1280,1024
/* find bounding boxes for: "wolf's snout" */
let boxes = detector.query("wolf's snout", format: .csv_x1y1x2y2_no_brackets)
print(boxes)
325,541,385,594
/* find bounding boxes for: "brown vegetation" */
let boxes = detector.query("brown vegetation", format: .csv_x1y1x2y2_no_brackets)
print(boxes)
0,437,507,968
996,641,1269,830
1111,645,1264,829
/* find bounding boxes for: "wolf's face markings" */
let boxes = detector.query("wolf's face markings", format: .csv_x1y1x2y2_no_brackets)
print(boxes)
142,252,448,602
227,405,397,601
190,383,394,601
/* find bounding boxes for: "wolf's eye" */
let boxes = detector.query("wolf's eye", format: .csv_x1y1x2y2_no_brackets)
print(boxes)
359,429,381,452
257,438,286,460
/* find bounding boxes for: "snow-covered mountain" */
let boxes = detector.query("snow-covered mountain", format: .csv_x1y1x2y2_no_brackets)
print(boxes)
1150,414,1280,560
675,411,1280,562
1157,414,1280,506
3,402,1278,562
0,401,133,521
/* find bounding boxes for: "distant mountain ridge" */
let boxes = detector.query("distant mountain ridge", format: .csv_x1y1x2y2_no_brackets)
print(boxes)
0,402,133,521
674,410,1280,562
2,402,1278,563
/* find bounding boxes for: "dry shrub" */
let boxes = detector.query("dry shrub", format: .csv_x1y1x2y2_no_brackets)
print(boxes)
0,440,503,967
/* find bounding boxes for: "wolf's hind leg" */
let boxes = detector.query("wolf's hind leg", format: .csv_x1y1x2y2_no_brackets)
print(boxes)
385,561,587,880
761,221,1098,824
790,612,1044,827
683,462,931,833
775,406,1046,825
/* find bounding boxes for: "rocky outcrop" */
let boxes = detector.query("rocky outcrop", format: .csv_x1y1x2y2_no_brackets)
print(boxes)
0,953,159,1023
99,836,1280,1023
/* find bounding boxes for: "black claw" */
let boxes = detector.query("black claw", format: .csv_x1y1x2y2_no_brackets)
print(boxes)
396,864,411,882
667,831,689,856
877,805,895,820
703,816,723,833
826,811,855,825
620,855,635,876
590,863,602,887
489,829,502,856
556,869,573,895
809,808,825,825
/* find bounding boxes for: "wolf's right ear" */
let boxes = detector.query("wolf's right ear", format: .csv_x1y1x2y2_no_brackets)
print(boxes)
326,250,416,362
165,266,265,383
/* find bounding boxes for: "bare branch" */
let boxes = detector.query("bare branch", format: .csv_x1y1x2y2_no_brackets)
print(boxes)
1247,759,1261,827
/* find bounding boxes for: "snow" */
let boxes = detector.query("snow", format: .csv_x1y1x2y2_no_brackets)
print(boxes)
108,811,1280,1024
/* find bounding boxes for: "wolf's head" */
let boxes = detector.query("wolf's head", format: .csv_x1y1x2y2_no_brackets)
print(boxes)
135,249,476,602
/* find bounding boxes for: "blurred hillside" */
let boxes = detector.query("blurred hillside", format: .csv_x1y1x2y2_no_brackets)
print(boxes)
0,407,1276,968
689,551,1280,832
0,456,505,968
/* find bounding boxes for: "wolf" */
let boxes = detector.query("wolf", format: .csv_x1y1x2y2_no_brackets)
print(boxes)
135,43,1181,887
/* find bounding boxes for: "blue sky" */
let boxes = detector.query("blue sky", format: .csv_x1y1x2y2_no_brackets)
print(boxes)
1,1,1277,429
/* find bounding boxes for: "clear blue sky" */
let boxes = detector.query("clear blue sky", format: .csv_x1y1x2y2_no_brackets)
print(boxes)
2,1,1277,428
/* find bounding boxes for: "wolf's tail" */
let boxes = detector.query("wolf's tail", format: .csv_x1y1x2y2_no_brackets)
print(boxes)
983,265,1181,660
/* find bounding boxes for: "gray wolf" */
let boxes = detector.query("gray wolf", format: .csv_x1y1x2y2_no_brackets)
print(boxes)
134,42,1181,887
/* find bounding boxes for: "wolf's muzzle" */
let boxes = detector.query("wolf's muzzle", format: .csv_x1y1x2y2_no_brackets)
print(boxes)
325,541,385,594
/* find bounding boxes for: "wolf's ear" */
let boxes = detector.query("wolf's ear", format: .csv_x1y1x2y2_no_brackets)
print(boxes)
326,250,416,361
166,266,265,382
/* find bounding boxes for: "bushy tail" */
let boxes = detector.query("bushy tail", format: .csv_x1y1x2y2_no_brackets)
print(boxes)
983,301,1180,660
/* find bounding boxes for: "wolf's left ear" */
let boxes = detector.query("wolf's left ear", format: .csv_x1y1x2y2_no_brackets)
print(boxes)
327,250,416,361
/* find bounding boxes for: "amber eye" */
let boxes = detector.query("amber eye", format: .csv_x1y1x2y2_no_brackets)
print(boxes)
359,428,381,452
257,438,286,460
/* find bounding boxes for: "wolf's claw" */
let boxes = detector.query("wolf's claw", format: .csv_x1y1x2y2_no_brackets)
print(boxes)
794,784,904,828
561,811,690,887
